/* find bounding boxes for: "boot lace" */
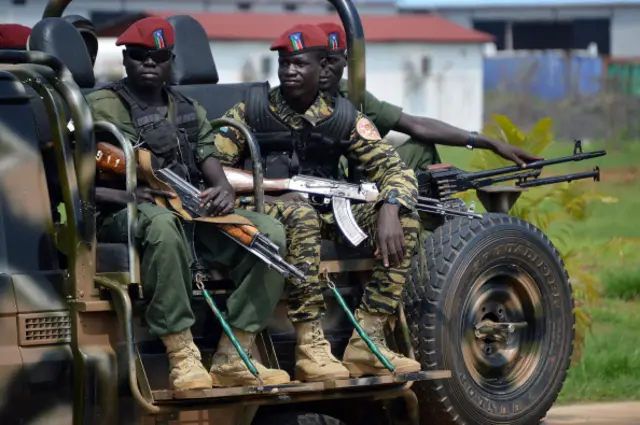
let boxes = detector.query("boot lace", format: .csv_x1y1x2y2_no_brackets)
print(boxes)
309,321,338,365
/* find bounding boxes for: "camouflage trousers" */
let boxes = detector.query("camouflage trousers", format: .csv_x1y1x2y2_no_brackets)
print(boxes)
319,204,421,316
254,201,325,322
241,201,420,320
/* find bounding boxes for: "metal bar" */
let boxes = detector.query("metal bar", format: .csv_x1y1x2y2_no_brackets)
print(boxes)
7,68,90,425
328,0,366,111
0,51,97,245
94,121,141,290
210,117,265,213
324,276,395,373
94,275,162,414
516,169,600,188
195,276,263,387
42,0,72,18
460,150,607,181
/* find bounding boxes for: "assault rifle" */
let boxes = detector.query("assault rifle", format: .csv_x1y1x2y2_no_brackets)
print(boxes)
417,140,605,201
95,142,306,282
224,168,482,247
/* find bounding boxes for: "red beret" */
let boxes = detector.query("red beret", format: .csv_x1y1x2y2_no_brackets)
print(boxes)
317,22,346,53
0,24,31,50
116,17,174,50
270,24,328,56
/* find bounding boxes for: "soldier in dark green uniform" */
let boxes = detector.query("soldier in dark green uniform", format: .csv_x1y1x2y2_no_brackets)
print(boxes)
316,22,543,172
87,17,290,389
210,24,422,381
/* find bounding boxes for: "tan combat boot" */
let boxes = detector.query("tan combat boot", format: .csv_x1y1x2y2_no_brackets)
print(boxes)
160,328,212,391
209,329,291,387
342,309,421,377
293,320,350,382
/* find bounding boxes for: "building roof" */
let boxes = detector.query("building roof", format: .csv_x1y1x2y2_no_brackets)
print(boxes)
398,0,640,8
98,12,493,43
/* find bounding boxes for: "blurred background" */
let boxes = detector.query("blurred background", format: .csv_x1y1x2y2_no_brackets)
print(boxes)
4,0,640,408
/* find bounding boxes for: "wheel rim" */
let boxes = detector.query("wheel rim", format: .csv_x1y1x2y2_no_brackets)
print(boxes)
460,265,544,395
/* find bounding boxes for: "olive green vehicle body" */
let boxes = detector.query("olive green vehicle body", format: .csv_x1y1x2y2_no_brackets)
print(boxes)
0,1,585,424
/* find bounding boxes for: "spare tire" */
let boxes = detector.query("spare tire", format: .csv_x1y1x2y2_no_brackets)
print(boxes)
402,213,574,425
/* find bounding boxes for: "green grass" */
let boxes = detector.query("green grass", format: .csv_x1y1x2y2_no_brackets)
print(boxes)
438,139,640,403
557,299,640,404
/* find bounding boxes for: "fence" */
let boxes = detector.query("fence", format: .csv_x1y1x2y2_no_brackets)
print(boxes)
483,51,640,141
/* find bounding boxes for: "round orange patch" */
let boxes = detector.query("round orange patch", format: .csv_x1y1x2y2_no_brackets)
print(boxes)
356,117,381,141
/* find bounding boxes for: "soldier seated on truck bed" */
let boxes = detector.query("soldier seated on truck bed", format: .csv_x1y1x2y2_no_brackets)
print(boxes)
86,17,291,389
315,22,543,173
210,24,422,381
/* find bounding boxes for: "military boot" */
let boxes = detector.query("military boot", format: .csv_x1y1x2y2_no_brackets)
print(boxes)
209,329,291,387
293,320,350,382
160,328,212,391
342,309,421,377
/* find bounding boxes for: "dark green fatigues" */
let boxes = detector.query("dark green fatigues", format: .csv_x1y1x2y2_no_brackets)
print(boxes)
334,79,441,173
87,88,286,336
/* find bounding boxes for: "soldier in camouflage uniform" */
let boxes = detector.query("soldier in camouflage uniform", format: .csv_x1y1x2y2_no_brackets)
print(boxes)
206,24,422,380
87,18,290,389
316,22,543,173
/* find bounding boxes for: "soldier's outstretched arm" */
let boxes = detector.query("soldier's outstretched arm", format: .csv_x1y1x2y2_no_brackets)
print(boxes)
394,112,542,167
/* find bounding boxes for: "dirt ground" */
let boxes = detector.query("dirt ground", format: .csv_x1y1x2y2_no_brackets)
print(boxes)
543,402,640,425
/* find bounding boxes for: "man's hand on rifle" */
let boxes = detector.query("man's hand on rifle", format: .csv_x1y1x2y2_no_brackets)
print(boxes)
135,187,176,204
488,139,544,168
199,186,235,216
375,204,405,268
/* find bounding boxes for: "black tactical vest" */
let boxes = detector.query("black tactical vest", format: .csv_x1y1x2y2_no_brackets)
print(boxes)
104,79,201,183
244,83,357,180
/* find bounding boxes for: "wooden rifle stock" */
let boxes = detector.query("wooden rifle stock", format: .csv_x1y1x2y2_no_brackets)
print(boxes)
222,167,291,194
95,142,258,244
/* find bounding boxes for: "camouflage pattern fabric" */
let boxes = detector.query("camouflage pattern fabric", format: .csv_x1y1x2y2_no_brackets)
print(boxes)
319,203,420,314
204,88,419,211
207,87,420,319
241,200,326,322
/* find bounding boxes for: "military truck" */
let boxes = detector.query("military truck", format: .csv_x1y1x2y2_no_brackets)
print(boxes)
0,0,603,423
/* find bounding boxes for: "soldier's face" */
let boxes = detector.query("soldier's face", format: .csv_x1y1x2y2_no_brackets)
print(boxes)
278,52,323,98
320,52,346,92
123,47,173,90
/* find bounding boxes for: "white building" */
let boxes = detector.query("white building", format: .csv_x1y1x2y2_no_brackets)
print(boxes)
96,12,492,132
396,0,640,58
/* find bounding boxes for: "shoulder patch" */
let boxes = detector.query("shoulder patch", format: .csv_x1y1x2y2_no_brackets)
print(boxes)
356,117,381,141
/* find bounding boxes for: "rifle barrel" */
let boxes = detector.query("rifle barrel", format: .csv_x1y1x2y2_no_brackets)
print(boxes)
516,169,600,188
461,150,606,180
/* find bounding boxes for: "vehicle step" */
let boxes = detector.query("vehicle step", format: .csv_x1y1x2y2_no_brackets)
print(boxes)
152,370,451,403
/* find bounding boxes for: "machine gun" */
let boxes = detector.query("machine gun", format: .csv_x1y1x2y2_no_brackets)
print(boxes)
417,140,605,202
224,168,482,247
95,142,306,282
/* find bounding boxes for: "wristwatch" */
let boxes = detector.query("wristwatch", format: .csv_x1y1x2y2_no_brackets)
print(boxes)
467,131,478,150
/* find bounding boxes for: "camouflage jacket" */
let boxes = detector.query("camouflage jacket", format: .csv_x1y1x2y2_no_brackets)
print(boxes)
204,88,418,210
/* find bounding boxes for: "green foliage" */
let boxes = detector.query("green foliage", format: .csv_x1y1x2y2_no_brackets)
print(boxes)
463,114,621,365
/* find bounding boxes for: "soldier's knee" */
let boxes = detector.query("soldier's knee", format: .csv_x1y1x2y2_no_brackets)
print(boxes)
291,202,320,223
257,218,287,255
144,212,184,247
